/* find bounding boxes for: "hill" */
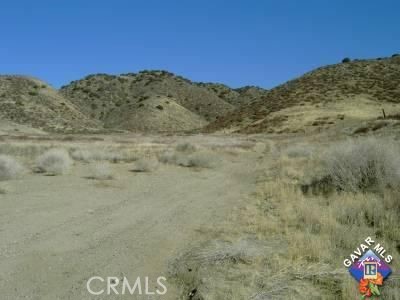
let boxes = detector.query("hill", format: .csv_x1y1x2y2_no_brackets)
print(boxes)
60,70,238,132
205,56,400,134
0,76,100,133
104,95,207,132
0,71,267,134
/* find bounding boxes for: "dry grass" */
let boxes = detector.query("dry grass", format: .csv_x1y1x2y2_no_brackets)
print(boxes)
0,143,50,161
159,146,218,169
169,137,400,299
0,140,153,168
70,147,138,163
284,143,314,158
131,157,159,172
88,162,114,180
0,182,11,194
318,138,400,193
175,142,197,153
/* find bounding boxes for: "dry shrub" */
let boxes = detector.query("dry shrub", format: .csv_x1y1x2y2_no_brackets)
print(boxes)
320,138,400,193
0,184,9,194
191,239,268,265
70,148,136,163
184,152,216,168
169,238,275,300
169,139,400,300
159,150,216,168
70,149,93,162
0,155,24,181
36,149,73,175
284,144,314,158
0,143,49,160
158,150,178,165
175,142,197,153
131,157,159,172
89,162,114,180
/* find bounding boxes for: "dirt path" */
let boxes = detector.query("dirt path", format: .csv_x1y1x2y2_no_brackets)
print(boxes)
0,150,260,299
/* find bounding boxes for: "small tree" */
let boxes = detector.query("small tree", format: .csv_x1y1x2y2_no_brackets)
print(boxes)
342,57,351,63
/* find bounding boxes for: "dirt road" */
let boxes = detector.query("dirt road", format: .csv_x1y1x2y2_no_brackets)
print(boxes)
0,149,260,299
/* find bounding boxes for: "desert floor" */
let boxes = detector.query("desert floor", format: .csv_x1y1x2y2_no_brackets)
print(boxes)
0,134,263,300
1,132,399,300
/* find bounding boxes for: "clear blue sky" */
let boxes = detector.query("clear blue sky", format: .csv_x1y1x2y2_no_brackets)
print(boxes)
1,0,399,89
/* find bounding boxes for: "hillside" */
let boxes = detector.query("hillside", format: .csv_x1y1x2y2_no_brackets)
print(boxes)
195,83,268,106
0,71,268,134
205,56,400,134
60,71,238,132
0,76,100,133
104,95,207,132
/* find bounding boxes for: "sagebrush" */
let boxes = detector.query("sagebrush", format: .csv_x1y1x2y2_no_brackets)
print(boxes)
0,155,24,181
36,149,73,175
320,138,400,193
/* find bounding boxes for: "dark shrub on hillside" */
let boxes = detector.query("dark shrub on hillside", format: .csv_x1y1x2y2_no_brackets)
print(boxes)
342,57,351,63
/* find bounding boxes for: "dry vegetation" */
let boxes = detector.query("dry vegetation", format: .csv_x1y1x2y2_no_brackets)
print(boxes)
169,136,400,300
0,132,399,299
88,162,115,180
0,154,24,180
131,157,159,172
36,148,73,175
158,143,218,169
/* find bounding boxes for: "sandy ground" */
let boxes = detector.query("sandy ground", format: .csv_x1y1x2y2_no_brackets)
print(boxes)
0,142,261,300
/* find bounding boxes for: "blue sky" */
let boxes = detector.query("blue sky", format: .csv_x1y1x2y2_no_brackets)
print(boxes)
1,0,399,89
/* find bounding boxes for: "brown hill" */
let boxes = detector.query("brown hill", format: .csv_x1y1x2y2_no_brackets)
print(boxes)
60,70,237,132
0,76,100,133
205,56,400,134
104,95,207,132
